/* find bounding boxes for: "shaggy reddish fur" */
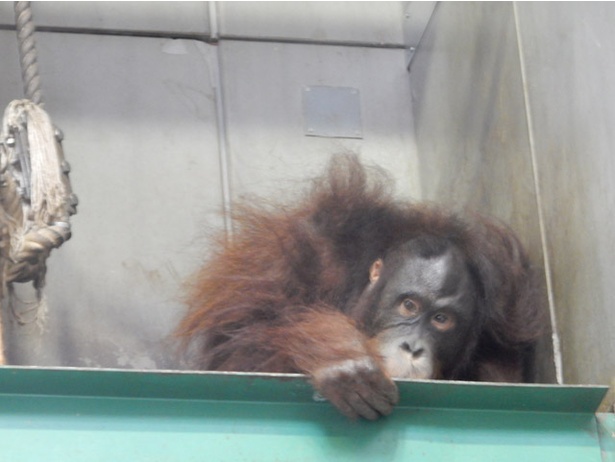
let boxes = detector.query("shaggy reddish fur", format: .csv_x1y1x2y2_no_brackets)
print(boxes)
177,155,544,382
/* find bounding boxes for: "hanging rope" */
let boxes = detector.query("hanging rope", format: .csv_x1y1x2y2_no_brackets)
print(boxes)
0,2,78,365
14,1,43,104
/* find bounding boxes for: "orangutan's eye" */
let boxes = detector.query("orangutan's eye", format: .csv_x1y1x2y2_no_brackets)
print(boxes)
398,298,421,318
431,312,455,331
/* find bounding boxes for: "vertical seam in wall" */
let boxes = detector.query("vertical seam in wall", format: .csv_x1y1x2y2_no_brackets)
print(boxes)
513,2,564,384
194,38,234,241
213,43,234,241
206,1,233,241
208,1,220,42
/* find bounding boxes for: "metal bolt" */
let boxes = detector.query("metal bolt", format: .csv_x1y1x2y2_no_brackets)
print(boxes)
61,160,71,174
55,127,64,142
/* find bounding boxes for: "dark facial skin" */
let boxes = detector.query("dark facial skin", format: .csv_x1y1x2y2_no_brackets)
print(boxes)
363,238,478,380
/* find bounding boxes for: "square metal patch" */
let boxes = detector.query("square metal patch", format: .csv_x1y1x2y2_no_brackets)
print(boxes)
302,85,363,139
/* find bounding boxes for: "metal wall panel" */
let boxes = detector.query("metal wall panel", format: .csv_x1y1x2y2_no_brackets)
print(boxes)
0,31,223,369
0,1,210,37
409,2,557,383
515,2,615,386
219,40,420,202
411,1,615,386
218,1,405,46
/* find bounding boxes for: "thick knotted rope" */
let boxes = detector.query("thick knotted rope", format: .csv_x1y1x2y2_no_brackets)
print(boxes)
0,100,77,326
0,2,78,364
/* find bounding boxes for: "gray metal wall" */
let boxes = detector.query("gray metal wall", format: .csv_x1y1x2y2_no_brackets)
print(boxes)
409,2,557,385
0,2,419,369
515,2,615,386
0,29,224,369
411,2,615,386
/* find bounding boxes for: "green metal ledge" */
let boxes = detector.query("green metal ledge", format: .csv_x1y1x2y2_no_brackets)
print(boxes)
0,366,612,461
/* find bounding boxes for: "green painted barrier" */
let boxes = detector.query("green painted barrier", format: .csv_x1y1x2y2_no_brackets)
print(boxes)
0,367,611,461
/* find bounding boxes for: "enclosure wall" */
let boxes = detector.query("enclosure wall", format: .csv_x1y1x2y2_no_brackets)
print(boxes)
411,1,615,385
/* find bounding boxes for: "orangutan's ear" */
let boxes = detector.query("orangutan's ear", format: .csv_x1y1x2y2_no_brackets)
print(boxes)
369,259,383,284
